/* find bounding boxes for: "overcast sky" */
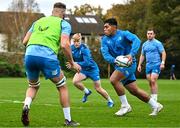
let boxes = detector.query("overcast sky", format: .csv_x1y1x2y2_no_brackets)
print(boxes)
0,0,126,16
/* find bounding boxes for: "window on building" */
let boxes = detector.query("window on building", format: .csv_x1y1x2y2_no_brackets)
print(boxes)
75,17,98,24
75,17,84,23
82,17,91,23
88,18,97,23
64,17,70,20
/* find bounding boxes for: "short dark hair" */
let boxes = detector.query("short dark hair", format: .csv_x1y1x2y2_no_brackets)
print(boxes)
53,2,66,9
147,28,156,33
104,18,117,26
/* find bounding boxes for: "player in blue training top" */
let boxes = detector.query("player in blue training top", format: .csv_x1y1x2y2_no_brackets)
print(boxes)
101,18,163,116
138,29,166,101
21,2,80,127
66,33,114,107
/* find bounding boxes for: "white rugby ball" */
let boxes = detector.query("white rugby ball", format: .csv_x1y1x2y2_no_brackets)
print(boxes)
115,55,132,67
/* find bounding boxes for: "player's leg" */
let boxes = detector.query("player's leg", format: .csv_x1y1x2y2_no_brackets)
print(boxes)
149,66,160,101
125,80,163,116
146,66,160,101
93,80,114,107
150,73,159,101
110,70,131,116
170,72,173,80
50,71,80,126
125,80,150,102
21,79,40,126
72,72,88,92
41,57,79,126
72,72,91,102
21,55,41,126
146,74,154,98
173,74,176,80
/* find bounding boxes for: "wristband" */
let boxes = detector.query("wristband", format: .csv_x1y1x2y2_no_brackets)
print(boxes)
161,61,165,65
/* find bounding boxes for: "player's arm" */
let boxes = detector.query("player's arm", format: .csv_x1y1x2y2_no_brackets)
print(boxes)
160,50,166,70
124,31,141,58
137,54,145,72
23,32,31,46
101,38,115,64
22,23,34,46
60,34,73,64
61,20,81,72
157,41,166,70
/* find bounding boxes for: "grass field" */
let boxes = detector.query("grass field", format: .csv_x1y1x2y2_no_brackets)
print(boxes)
0,78,180,127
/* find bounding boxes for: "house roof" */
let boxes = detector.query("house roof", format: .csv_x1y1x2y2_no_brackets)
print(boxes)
0,11,44,34
0,11,104,36
65,14,104,36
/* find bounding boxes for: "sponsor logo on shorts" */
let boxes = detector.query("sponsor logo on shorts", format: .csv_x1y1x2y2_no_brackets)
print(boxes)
125,71,129,76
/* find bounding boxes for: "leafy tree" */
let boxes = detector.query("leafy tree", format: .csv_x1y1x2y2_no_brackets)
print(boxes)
67,4,103,18
8,0,40,12
104,0,180,78
4,0,41,52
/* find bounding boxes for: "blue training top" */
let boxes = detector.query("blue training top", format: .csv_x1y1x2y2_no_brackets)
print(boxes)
101,30,141,65
71,43,98,71
25,19,71,60
141,39,164,68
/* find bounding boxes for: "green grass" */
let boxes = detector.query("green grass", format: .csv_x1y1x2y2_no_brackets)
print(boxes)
0,78,180,127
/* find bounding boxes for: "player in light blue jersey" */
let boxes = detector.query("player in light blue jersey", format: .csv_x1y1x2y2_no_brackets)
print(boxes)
67,33,114,107
138,29,166,101
21,2,80,127
101,18,163,116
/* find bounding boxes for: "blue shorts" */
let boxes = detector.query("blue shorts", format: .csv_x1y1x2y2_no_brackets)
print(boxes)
115,62,136,86
24,55,60,80
146,65,161,75
81,68,100,81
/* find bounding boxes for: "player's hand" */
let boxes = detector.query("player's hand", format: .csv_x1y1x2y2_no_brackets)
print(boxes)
66,62,72,69
160,63,165,70
72,62,82,73
125,54,133,63
137,65,142,72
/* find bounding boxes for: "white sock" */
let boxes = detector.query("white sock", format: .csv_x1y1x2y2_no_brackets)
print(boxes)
151,94,158,101
119,95,129,106
83,88,89,94
148,97,158,108
107,96,113,103
63,107,71,121
24,97,32,109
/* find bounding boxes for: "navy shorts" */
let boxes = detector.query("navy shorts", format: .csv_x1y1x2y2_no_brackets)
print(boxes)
146,65,161,75
115,62,136,86
24,55,60,80
81,68,100,81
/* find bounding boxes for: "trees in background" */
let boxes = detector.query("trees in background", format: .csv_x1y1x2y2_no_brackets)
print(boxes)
3,0,41,52
104,0,180,78
67,4,103,18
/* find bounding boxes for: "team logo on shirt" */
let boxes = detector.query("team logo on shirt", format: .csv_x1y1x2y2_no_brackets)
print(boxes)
107,40,111,44
118,37,122,41
38,26,49,31
52,70,58,75
154,70,158,73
